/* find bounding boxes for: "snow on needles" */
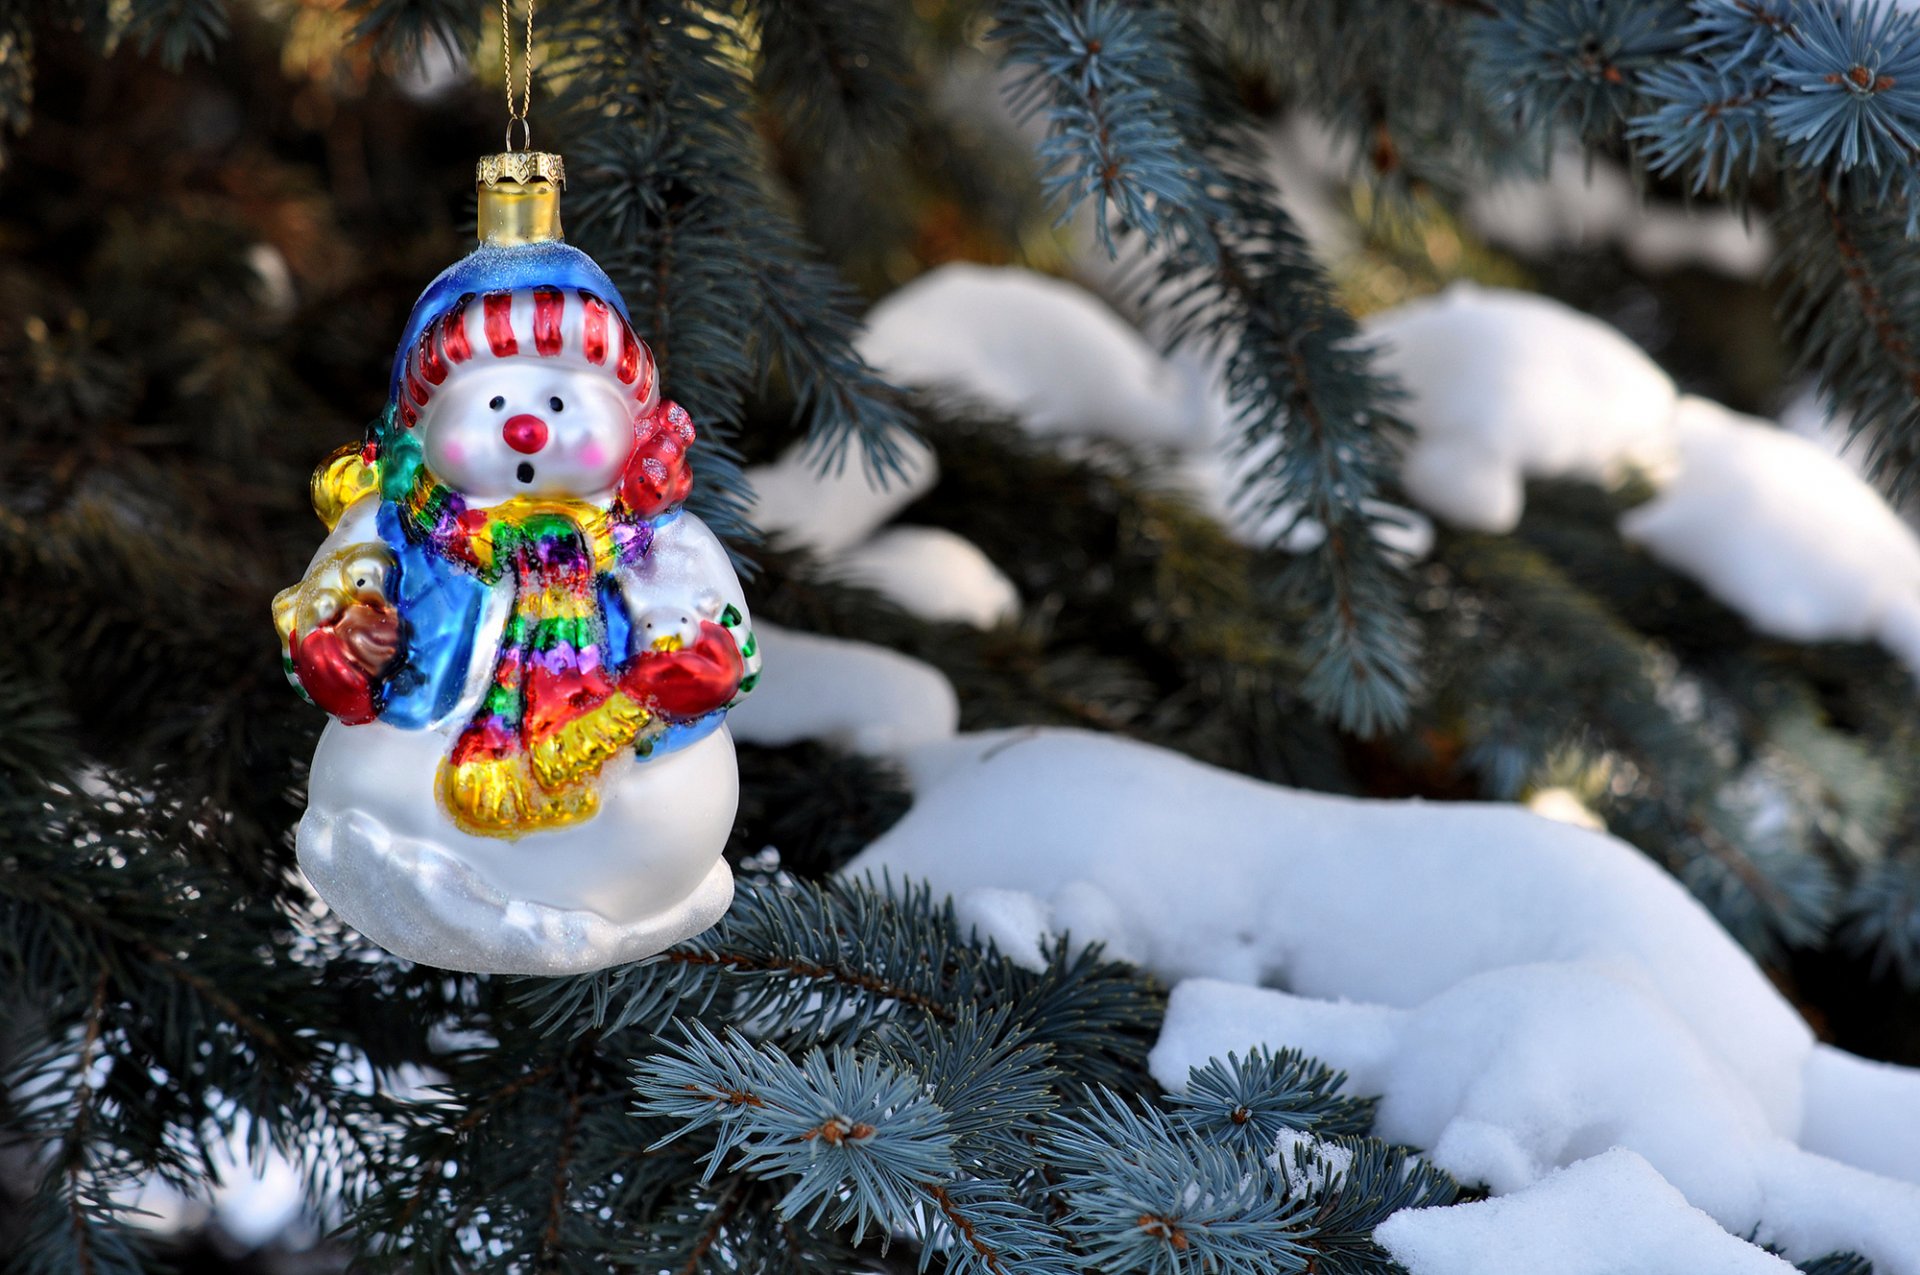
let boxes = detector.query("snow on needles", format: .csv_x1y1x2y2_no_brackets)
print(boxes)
746,427,1020,631
1621,395,1920,675
1363,282,1679,533
723,623,958,759
851,263,1920,682
1375,1150,1798,1275
854,262,1433,555
842,727,1920,1273
1375,291,1920,678
833,526,1020,629
856,263,1210,450
748,435,939,558
1467,150,1774,280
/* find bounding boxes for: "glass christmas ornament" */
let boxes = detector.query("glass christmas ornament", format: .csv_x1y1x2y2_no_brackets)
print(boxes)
275,154,760,974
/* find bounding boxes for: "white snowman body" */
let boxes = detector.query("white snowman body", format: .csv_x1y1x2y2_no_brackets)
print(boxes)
293,351,755,975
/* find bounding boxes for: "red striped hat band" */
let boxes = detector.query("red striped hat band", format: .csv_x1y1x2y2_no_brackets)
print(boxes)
398,287,659,430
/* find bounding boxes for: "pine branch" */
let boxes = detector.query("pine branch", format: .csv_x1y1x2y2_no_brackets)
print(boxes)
121,0,230,68
349,0,471,62
1777,178,1920,500
553,0,919,545
537,1062,586,1265
58,974,111,1275
996,0,1206,251
1433,529,1841,955
743,0,915,155
1469,0,1691,142
995,0,1422,734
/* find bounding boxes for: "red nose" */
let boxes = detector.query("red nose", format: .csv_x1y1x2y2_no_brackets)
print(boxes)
502,414,549,454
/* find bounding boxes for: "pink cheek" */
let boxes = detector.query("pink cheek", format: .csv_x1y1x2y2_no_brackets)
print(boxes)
578,441,608,468
439,441,467,465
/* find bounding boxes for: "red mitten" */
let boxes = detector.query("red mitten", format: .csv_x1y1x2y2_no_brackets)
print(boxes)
294,626,379,725
620,620,744,721
618,401,696,518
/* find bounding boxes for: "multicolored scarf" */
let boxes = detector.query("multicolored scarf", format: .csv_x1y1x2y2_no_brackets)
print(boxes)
396,465,659,838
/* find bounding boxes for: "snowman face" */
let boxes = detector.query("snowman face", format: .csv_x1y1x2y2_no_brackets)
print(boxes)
418,362,639,505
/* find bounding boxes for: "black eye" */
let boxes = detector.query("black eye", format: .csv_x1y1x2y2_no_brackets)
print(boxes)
489,396,505,411
549,396,565,412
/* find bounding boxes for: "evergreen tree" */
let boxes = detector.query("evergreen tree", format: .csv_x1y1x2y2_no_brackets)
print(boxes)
0,1,1915,1270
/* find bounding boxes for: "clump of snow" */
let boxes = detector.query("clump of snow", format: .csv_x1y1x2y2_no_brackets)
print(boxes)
1152,970,1920,1273
833,526,1020,629
747,436,939,557
1375,1150,1797,1275
952,879,1142,973
725,623,958,757
842,727,1920,1272
120,1126,311,1246
851,728,1809,1122
1467,151,1774,279
746,433,1021,628
953,887,1055,971
856,263,1212,450
1779,385,1855,461
1365,283,1679,533
856,262,1437,558
1270,1128,1355,1197
1801,1045,1920,1184
1626,208,1774,278
1620,395,1920,676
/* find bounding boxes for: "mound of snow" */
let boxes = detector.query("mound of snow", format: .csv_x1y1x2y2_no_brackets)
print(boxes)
724,624,957,757
856,263,1213,450
1153,972,1920,1273
841,727,1920,1272
1802,1047,1920,1183
849,729,1807,1121
747,437,939,557
1375,1150,1797,1275
834,526,1020,629
1365,283,1679,532
1621,396,1920,676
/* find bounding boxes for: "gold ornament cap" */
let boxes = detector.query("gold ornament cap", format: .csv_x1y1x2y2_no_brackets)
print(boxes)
476,152,566,247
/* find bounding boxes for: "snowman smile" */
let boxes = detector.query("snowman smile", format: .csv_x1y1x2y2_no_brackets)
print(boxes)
516,461,536,485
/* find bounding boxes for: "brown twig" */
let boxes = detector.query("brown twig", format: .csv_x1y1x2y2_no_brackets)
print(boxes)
61,971,111,1275
538,1066,586,1266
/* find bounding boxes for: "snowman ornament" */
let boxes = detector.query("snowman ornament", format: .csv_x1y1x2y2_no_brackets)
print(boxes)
275,153,760,975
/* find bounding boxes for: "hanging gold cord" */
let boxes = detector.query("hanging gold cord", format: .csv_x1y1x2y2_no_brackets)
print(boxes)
501,0,534,152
